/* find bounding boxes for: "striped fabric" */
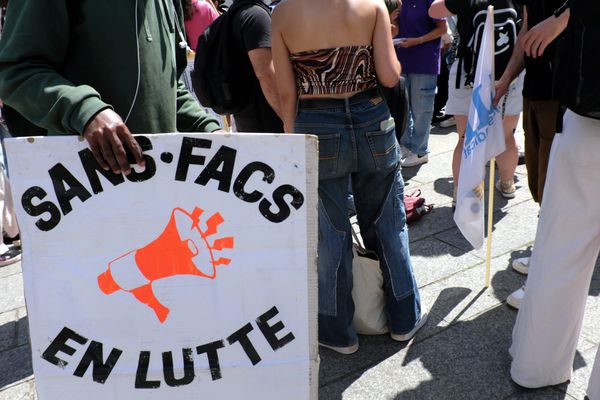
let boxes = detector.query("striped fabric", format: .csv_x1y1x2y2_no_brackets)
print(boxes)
290,45,377,96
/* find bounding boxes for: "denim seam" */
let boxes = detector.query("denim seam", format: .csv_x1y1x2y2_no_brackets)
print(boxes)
317,199,347,317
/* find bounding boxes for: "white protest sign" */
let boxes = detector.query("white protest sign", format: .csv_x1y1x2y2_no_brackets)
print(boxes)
5,133,318,400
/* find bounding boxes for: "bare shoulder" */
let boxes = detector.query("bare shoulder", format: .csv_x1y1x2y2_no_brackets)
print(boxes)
272,0,296,21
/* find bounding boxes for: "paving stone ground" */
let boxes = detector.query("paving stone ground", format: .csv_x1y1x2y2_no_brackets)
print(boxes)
2,124,599,400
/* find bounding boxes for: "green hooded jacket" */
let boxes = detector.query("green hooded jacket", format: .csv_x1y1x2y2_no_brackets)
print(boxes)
0,0,221,135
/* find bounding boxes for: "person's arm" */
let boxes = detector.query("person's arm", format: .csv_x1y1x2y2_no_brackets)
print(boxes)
429,0,455,19
271,6,296,133
521,5,569,59
0,0,144,175
248,48,282,119
493,5,527,105
373,0,401,88
396,19,447,48
175,80,222,133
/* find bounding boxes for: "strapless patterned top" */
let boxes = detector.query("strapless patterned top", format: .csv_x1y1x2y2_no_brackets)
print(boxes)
290,45,377,96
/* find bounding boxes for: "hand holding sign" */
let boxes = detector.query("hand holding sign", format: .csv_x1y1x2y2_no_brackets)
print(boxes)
83,109,145,175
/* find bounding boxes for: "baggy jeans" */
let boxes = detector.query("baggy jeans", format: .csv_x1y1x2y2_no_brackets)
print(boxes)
294,92,422,347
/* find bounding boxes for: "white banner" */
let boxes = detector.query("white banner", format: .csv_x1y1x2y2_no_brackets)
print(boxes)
5,133,318,399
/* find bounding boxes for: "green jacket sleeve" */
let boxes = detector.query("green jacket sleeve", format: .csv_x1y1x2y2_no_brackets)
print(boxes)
175,79,222,133
0,0,110,135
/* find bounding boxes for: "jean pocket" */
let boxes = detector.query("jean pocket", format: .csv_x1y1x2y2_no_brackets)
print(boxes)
366,123,398,170
317,133,341,179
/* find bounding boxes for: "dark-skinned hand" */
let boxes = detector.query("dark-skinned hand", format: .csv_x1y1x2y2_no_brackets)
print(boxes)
83,109,145,175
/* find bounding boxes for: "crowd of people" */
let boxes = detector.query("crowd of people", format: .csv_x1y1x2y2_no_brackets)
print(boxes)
0,0,599,397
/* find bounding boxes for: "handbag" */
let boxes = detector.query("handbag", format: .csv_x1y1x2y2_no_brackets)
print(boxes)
350,217,389,335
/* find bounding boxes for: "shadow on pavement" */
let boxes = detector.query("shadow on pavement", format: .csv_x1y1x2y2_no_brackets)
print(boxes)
0,316,32,389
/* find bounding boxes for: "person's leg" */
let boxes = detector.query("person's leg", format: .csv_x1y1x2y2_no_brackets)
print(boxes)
294,105,357,349
351,99,423,337
510,111,600,387
522,97,541,203
400,74,414,153
451,114,468,196
405,73,437,156
495,113,519,182
534,100,560,204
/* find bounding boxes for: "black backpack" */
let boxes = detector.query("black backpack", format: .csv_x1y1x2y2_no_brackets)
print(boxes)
192,0,270,115
455,3,521,88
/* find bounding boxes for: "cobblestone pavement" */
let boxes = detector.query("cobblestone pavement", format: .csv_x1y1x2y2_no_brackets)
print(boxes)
2,124,599,400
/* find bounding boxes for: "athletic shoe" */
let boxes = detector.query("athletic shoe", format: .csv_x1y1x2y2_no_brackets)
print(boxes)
507,286,525,309
390,307,428,342
401,153,429,168
319,342,359,355
400,145,411,159
439,116,456,128
512,257,530,275
0,245,21,267
495,179,516,199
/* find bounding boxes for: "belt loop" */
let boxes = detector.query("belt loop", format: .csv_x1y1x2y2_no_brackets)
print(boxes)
344,97,351,113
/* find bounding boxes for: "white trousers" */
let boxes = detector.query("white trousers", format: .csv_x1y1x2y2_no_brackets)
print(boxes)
510,110,600,399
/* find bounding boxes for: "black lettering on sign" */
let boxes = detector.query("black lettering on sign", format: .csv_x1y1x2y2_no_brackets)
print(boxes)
259,184,305,223
196,340,225,381
78,149,125,194
227,323,261,366
21,186,61,231
233,161,274,203
256,306,296,351
72,341,123,384
162,348,195,387
135,351,161,389
126,136,157,183
195,145,237,192
175,137,212,181
41,327,88,368
49,163,92,215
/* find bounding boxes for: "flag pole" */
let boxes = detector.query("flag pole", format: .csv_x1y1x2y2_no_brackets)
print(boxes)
485,158,495,287
485,5,495,288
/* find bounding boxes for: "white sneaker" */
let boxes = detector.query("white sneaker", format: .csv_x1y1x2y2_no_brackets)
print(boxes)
439,116,456,128
495,179,516,199
507,286,526,309
400,145,410,159
401,152,429,168
511,257,530,275
390,307,428,342
319,342,359,355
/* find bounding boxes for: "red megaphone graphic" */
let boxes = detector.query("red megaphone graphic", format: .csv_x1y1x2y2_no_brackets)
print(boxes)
97,207,234,323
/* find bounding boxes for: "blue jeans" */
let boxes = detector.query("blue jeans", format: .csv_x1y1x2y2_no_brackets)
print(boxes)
400,73,437,156
295,92,422,347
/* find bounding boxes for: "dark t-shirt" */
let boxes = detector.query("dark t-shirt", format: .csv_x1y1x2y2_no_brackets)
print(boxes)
230,1,283,133
445,0,521,81
515,0,564,100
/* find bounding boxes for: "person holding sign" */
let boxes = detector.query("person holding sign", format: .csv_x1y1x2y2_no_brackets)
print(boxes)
0,0,222,176
272,0,426,354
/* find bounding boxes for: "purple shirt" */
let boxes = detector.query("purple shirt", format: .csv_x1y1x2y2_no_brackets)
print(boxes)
396,0,442,75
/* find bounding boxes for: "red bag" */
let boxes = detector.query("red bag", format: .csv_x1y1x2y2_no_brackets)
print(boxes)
404,189,433,224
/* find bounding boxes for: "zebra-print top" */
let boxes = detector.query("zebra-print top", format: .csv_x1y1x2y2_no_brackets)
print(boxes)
290,45,377,96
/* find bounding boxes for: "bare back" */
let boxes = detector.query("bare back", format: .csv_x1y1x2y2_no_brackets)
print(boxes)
275,0,377,53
